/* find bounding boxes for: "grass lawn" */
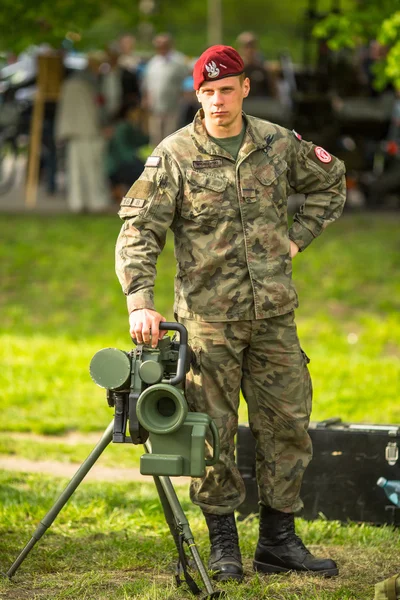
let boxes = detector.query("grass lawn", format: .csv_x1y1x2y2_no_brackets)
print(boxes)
1,473,399,600
0,211,399,599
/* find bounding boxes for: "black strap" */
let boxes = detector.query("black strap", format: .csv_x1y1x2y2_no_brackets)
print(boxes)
174,533,201,596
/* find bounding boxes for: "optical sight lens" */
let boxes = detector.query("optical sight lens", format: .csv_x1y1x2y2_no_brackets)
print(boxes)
157,397,176,417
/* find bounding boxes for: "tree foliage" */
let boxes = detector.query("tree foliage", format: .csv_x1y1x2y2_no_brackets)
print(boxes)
313,0,400,89
0,0,105,53
0,0,311,60
6,0,398,73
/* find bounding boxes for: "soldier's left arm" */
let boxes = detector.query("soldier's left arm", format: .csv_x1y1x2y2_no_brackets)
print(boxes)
286,133,347,252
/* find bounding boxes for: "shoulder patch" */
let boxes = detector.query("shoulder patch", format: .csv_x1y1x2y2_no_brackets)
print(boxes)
125,179,153,199
307,145,334,172
145,156,161,168
314,146,332,163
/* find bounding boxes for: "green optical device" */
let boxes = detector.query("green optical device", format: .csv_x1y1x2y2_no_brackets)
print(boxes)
89,322,220,477
6,323,224,598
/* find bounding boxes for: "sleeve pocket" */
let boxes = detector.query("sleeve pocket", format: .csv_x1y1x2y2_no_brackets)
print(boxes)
118,180,154,219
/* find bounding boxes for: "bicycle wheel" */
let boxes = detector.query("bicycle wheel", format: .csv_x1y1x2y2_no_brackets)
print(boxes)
0,134,18,195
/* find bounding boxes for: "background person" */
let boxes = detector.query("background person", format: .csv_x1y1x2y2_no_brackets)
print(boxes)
115,45,346,582
177,75,198,128
102,44,141,123
236,31,275,98
105,100,149,202
55,51,110,213
141,33,188,147
117,33,141,73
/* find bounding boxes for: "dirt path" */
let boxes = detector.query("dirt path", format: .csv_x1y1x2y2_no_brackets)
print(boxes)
0,432,190,485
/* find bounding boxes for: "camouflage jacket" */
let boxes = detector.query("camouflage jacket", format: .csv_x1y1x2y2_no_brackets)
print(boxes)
115,110,346,321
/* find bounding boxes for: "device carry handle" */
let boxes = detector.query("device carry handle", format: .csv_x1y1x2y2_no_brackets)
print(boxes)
205,420,220,466
159,322,188,386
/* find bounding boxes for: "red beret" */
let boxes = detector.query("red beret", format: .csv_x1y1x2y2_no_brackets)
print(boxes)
193,45,245,90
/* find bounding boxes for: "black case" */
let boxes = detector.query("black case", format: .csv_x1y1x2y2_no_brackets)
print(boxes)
236,418,400,525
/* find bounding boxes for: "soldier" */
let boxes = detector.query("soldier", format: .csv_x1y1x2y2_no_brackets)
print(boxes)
115,45,346,582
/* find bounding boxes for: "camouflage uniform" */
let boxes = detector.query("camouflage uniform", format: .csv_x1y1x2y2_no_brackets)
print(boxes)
116,110,346,514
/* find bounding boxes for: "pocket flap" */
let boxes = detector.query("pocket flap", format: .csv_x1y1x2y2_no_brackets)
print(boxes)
255,160,287,186
186,169,227,192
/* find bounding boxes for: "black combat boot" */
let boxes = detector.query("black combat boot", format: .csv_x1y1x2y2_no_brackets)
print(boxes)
253,505,338,577
203,512,244,582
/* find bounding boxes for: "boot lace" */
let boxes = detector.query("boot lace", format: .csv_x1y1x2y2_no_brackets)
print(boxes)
291,533,311,555
211,515,239,557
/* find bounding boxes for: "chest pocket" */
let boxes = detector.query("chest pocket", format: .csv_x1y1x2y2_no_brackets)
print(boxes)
182,169,228,226
254,160,288,219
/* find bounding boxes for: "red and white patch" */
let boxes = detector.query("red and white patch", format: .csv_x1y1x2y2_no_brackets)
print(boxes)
314,146,332,163
293,130,302,141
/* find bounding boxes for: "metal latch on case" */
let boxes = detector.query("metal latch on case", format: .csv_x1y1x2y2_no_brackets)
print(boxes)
385,441,399,466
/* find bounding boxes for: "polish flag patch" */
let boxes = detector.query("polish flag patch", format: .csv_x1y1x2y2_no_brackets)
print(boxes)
314,146,332,163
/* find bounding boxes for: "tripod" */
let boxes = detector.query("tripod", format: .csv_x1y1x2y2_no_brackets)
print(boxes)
5,421,225,598
5,324,225,599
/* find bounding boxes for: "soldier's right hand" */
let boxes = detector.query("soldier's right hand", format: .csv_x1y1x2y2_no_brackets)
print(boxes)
129,309,167,348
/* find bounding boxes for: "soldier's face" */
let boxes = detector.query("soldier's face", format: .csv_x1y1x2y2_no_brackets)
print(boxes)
196,76,250,134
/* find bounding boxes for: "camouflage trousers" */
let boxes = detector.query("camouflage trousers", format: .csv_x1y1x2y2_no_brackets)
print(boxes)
178,311,313,516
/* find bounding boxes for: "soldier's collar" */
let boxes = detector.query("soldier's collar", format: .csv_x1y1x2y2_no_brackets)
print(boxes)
190,110,265,158
190,109,234,159
243,113,271,149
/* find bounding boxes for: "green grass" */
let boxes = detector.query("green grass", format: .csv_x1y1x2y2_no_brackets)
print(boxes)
0,212,399,434
0,214,176,435
0,212,399,599
1,472,399,599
